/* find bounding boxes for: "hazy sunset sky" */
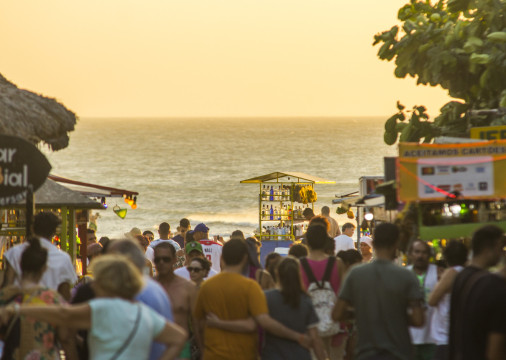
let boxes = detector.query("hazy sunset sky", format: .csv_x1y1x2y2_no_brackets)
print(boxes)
1,1,450,118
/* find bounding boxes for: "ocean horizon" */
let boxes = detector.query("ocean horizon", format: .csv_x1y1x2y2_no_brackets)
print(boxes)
43,117,397,238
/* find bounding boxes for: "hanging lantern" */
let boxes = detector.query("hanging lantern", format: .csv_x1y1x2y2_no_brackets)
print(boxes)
113,205,127,219
131,196,137,209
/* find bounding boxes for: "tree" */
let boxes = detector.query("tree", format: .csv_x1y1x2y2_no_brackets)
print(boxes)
374,0,506,145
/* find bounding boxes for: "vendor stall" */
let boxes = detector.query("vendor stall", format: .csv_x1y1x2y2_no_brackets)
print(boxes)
1,175,140,275
241,172,335,241
0,179,103,274
397,140,506,247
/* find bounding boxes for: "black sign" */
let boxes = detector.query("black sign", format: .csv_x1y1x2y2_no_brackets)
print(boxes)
0,135,51,206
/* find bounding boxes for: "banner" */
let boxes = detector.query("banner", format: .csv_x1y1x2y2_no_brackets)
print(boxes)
398,141,506,201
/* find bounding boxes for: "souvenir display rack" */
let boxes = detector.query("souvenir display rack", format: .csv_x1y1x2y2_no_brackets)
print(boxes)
241,172,335,241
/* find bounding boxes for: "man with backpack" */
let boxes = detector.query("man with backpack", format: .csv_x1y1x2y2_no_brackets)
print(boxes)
333,223,425,360
300,224,346,359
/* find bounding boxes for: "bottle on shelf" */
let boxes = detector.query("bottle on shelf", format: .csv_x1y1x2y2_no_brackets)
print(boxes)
269,186,274,201
262,186,267,200
270,205,273,220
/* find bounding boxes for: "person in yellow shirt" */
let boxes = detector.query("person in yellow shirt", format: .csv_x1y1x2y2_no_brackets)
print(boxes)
193,238,311,360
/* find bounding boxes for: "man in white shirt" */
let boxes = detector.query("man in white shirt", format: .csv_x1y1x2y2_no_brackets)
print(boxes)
334,222,356,254
2,212,77,301
150,222,184,253
174,239,218,280
193,223,222,273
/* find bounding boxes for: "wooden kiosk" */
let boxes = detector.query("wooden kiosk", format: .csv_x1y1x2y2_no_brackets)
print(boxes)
241,172,335,241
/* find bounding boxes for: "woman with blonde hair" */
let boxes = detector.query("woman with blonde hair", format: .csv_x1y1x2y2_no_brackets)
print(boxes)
0,254,187,360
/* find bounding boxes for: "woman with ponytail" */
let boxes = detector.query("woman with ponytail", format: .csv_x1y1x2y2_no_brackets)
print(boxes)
262,256,326,360
0,237,76,360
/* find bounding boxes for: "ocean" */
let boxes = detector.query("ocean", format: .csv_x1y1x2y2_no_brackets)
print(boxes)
43,117,397,238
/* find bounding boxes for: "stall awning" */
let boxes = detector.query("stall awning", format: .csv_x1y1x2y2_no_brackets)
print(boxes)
5,179,103,209
240,172,335,184
332,191,360,206
49,174,139,198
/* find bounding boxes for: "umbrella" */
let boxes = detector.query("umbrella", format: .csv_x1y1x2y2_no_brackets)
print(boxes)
0,73,77,151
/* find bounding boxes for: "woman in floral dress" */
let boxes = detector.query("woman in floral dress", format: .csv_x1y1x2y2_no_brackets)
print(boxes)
0,237,75,360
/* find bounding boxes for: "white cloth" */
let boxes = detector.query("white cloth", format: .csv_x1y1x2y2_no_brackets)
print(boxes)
334,234,355,254
199,239,223,273
430,265,464,345
408,263,438,344
174,266,218,280
4,237,77,289
149,239,181,251
145,246,154,263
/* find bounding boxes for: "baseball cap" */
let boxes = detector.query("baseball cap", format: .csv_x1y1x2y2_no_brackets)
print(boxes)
194,223,209,233
125,227,142,238
185,241,203,255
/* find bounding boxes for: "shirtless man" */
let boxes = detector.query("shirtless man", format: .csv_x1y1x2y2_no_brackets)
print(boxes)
154,242,198,360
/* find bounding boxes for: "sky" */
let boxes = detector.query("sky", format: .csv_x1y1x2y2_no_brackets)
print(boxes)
0,1,451,118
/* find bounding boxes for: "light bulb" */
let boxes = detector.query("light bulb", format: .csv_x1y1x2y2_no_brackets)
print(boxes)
450,204,461,215
364,212,374,221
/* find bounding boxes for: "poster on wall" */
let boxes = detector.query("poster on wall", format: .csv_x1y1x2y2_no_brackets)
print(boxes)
417,157,494,199
398,141,506,202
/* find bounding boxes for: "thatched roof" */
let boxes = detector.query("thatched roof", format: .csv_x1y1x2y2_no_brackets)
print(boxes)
0,73,77,151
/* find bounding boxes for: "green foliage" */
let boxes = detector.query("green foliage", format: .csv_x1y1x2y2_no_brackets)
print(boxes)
374,0,506,144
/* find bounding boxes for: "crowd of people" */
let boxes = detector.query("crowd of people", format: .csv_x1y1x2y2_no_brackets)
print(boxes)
0,210,504,360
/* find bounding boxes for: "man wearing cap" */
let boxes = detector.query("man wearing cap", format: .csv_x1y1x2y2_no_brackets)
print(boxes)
193,223,223,273
174,240,219,280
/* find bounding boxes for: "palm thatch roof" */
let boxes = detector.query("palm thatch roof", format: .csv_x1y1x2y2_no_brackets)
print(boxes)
0,73,77,151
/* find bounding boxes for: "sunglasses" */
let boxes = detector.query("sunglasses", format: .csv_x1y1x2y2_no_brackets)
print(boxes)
154,256,172,264
187,266,203,273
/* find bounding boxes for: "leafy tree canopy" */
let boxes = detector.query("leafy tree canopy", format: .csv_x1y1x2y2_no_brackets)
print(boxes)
375,0,506,145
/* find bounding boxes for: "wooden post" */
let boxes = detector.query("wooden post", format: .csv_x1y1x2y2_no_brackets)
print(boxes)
60,207,68,252
77,223,87,275
25,185,34,238
68,209,77,268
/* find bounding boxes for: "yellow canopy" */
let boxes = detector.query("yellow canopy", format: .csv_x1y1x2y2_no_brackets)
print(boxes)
240,172,335,184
